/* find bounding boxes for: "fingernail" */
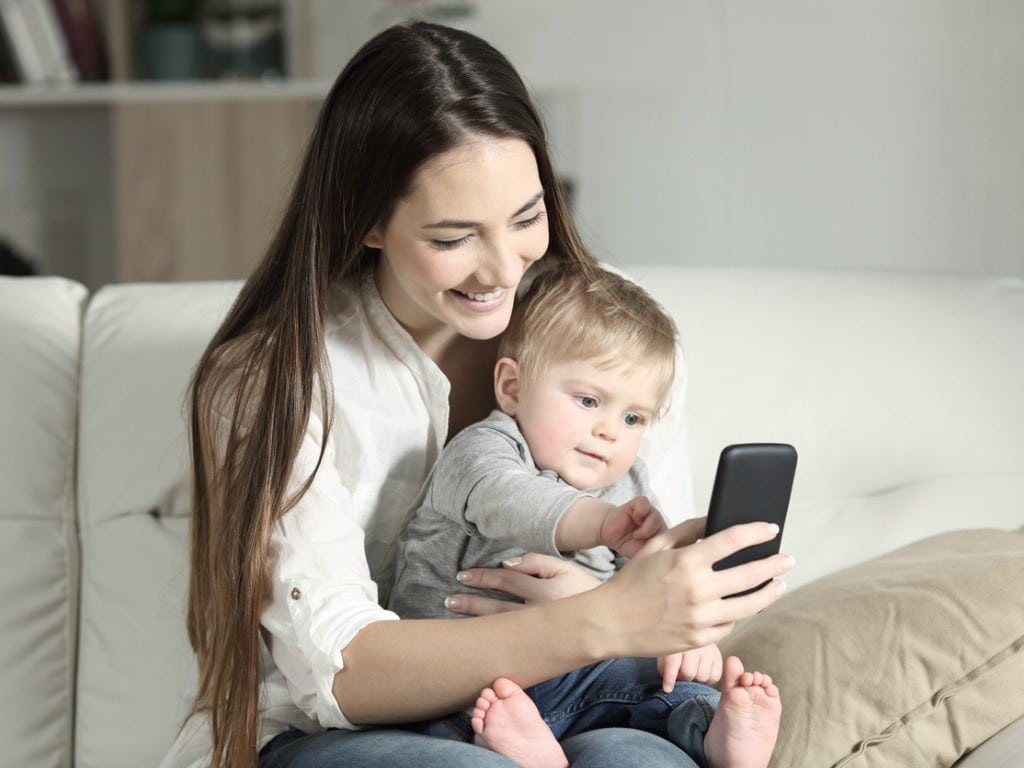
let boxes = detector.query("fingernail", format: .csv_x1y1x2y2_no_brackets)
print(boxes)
769,523,780,535
502,556,522,567
784,554,796,568
456,571,471,583
777,580,788,594
444,596,461,610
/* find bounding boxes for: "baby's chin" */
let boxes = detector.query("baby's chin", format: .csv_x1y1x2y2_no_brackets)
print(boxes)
557,467,618,493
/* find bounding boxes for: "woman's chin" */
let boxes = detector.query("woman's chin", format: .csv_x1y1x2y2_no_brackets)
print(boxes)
455,316,512,340
446,299,514,339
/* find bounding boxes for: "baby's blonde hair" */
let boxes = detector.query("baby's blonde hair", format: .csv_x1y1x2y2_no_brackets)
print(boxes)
500,265,679,412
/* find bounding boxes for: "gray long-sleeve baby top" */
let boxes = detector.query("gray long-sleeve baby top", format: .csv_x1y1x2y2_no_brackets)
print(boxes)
388,410,656,619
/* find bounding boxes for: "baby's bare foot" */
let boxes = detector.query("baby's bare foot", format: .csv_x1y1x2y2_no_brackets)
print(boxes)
471,677,568,768
704,656,782,768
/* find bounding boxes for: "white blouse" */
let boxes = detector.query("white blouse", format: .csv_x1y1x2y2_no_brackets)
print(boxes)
161,270,696,767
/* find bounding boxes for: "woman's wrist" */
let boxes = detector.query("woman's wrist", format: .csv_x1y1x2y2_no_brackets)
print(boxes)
552,580,620,663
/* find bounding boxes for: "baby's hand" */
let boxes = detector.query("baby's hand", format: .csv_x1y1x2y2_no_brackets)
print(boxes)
657,644,724,692
599,496,666,558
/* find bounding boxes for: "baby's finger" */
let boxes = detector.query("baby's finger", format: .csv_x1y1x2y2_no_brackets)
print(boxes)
637,516,707,555
679,653,698,681
662,666,675,693
710,655,723,685
662,657,681,693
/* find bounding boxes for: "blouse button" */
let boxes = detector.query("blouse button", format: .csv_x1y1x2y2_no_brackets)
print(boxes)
290,587,302,600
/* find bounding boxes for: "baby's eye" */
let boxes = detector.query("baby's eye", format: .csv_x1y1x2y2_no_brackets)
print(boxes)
576,395,599,409
623,412,646,427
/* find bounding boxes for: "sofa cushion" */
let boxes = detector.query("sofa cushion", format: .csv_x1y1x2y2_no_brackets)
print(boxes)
720,528,1024,767
0,277,86,768
75,281,239,768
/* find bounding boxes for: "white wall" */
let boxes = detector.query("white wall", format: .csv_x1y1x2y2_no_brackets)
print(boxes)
0,108,113,287
313,0,1024,276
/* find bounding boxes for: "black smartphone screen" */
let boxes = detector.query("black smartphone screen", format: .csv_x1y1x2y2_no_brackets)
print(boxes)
705,443,797,594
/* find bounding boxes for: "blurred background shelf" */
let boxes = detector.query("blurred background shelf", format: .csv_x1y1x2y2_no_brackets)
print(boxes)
2,2,1021,287
0,78,329,105
0,0,322,287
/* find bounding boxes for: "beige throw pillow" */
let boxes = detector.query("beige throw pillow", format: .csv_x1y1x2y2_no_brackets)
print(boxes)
719,528,1024,767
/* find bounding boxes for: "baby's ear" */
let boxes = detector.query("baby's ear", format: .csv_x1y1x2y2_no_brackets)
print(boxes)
494,357,521,415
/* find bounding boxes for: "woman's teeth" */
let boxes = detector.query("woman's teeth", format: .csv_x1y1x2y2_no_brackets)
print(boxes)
459,289,504,302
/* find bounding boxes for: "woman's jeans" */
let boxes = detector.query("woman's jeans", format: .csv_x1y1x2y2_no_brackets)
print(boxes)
260,726,706,768
259,657,719,767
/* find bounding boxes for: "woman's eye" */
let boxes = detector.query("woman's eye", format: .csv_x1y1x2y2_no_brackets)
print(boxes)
623,412,646,427
431,236,471,251
512,209,547,230
576,395,598,409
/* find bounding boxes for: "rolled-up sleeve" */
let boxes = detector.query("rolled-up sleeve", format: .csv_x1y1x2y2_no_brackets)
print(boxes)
261,409,399,730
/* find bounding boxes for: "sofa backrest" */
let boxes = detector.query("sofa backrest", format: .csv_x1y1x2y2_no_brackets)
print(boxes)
0,277,86,768
75,281,239,768
3,268,1021,768
631,266,1024,586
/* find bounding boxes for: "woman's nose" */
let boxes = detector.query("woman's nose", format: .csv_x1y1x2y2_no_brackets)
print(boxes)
478,238,527,287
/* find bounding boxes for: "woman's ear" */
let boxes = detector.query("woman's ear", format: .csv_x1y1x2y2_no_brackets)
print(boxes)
363,225,384,249
494,357,521,416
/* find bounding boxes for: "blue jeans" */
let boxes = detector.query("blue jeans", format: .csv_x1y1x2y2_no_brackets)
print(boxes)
260,725,703,767
526,657,717,765
411,657,717,766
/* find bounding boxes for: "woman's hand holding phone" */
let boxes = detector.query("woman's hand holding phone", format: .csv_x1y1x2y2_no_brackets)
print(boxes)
589,518,793,658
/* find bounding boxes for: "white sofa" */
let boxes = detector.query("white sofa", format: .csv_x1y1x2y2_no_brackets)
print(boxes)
1,266,1021,768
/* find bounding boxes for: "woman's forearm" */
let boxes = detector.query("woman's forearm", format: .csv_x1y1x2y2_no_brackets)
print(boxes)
335,519,794,725
333,593,603,724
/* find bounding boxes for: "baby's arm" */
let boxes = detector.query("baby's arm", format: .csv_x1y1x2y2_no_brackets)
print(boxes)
555,495,666,557
657,643,724,692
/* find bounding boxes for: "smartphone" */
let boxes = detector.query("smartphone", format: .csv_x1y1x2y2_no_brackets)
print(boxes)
705,443,797,596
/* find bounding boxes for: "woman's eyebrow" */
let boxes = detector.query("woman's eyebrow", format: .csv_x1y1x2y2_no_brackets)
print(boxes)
423,190,545,229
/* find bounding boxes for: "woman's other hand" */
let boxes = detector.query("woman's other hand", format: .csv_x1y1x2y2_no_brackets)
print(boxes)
445,553,601,616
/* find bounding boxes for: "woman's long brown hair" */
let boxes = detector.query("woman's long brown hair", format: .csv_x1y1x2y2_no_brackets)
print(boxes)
183,22,594,768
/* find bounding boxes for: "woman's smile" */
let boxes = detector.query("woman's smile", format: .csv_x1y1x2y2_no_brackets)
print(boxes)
449,286,509,312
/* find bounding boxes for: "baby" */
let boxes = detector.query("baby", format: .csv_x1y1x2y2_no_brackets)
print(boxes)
389,266,781,768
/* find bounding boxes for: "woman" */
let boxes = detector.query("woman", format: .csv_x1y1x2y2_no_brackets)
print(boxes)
163,21,792,768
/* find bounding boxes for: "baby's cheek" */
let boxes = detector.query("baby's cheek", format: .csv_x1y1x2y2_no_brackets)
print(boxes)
616,437,645,474
524,425,563,470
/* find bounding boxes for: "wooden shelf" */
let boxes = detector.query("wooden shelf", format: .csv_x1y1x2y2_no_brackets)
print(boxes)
0,79,330,108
